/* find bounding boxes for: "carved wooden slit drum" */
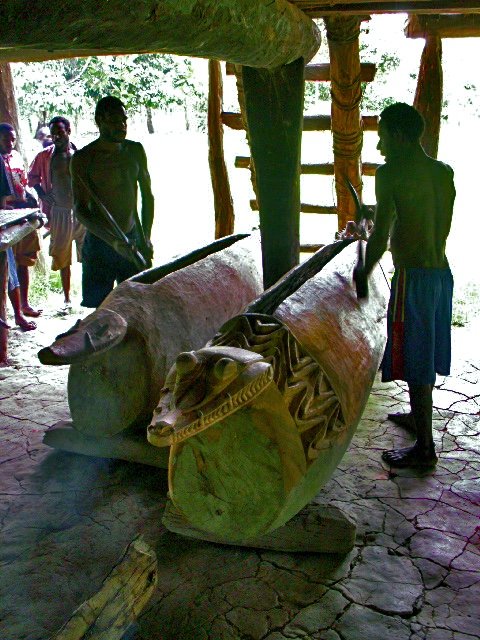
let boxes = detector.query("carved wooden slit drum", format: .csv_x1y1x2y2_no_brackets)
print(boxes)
148,241,388,541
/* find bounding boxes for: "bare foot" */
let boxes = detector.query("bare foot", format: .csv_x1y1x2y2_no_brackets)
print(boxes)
22,305,42,318
15,315,37,331
0,317,11,330
382,444,437,469
387,412,416,435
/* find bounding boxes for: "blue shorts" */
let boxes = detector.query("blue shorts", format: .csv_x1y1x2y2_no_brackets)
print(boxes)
81,229,140,308
382,267,453,386
7,247,19,292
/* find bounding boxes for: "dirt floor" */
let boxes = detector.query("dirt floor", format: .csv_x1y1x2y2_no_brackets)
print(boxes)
0,301,479,640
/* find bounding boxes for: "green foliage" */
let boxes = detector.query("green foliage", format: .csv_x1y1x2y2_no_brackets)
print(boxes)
11,54,207,133
452,283,480,327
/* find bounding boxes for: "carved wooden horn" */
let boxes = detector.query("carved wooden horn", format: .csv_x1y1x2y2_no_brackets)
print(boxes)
131,233,249,285
246,238,354,316
38,309,128,365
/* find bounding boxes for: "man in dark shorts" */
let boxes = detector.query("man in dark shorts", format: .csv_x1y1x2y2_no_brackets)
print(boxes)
354,102,455,469
70,96,154,308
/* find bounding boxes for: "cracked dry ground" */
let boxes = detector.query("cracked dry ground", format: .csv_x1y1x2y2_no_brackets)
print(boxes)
0,308,479,640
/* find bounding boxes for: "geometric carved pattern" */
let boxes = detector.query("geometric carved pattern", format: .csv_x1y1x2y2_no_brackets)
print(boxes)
211,313,346,462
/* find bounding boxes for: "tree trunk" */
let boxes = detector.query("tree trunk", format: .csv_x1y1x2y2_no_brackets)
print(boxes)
0,62,25,160
414,35,443,159
208,60,234,239
242,58,305,289
0,0,320,69
146,106,154,134
324,16,363,231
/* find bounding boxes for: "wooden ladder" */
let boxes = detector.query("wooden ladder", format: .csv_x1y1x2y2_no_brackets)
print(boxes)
222,60,379,252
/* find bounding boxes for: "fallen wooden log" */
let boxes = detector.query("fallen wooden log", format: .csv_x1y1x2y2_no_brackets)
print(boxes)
51,536,157,640
148,240,388,542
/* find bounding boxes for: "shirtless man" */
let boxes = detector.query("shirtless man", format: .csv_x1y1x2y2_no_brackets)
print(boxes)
354,102,455,469
29,116,85,308
70,96,154,308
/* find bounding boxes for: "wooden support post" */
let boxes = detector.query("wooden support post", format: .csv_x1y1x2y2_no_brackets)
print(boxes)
324,16,363,231
242,58,305,288
0,63,24,159
208,60,234,238
414,35,443,159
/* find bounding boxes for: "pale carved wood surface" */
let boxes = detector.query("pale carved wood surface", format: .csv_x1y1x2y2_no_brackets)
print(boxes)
51,536,157,640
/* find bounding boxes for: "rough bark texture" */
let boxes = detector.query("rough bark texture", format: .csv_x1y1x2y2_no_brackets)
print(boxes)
0,63,24,161
243,58,305,288
414,35,443,159
324,16,363,231
208,60,234,238
0,0,320,68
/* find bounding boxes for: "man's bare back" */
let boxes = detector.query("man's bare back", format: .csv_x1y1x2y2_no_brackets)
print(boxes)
376,150,455,269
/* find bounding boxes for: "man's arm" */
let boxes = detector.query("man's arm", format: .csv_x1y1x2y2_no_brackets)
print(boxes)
364,165,396,275
136,143,154,241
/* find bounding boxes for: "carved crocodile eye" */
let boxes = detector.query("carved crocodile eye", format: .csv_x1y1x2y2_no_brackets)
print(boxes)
213,357,239,381
176,351,199,376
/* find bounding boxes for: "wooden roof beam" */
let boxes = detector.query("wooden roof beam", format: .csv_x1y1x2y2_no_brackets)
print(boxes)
290,1,480,16
406,14,480,38
0,0,320,68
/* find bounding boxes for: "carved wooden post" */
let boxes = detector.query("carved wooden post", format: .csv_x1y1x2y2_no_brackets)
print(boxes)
208,60,234,238
414,35,443,159
324,16,363,231
0,63,24,158
242,58,305,288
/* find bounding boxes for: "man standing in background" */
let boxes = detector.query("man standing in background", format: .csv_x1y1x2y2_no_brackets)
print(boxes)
29,116,84,309
70,96,154,308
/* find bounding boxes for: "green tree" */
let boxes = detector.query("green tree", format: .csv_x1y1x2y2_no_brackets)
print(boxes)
11,54,206,134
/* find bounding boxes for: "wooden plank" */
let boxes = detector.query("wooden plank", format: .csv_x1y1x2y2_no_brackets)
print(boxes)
406,13,480,38
0,0,320,68
300,243,326,252
43,420,170,468
208,60,234,238
223,112,378,131
304,62,376,81
250,200,338,215
226,61,377,82
236,157,380,175
51,536,157,640
289,1,480,16
163,499,356,554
